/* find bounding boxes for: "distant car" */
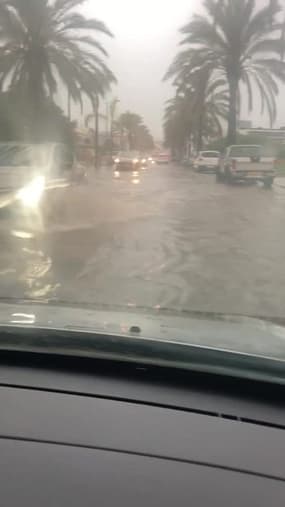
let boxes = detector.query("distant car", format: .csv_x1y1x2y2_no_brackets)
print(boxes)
145,155,155,166
114,151,146,171
154,152,170,164
193,151,221,172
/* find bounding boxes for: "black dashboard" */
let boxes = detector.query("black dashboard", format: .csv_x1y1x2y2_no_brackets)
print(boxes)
0,352,285,506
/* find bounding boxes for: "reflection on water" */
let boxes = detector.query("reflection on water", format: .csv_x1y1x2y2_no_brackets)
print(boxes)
113,169,141,185
11,230,34,239
20,246,60,298
0,228,60,300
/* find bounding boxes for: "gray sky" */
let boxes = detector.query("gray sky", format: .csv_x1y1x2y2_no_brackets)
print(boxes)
67,0,285,139
77,0,201,139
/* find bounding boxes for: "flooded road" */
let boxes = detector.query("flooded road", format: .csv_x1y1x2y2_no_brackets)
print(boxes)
1,164,285,319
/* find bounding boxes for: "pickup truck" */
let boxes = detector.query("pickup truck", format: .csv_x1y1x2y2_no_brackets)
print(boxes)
0,142,87,219
216,145,275,188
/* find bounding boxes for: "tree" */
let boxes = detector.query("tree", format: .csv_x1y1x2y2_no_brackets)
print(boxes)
163,95,191,158
163,71,228,156
0,90,73,146
166,0,285,144
118,112,154,151
0,0,116,139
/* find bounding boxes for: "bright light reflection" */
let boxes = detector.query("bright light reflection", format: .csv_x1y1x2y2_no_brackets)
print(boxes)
132,178,140,185
11,230,34,239
114,170,120,178
17,176,45,208
11,313,36,324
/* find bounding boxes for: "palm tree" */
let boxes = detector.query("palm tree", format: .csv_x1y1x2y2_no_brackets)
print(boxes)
118,112,144,150
163,95,191,159
166,0,285,144
118,112,154,151
164,71,228,156
0,0,116,138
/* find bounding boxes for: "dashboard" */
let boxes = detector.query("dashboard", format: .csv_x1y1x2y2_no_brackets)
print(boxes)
0,351,284,505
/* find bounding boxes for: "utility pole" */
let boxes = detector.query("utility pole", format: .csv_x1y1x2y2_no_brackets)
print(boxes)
105,102,109,136
110,98,120,157
94,95,99,169
67,90,71,121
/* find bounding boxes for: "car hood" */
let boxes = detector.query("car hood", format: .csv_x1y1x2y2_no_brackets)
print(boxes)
0,301,285,361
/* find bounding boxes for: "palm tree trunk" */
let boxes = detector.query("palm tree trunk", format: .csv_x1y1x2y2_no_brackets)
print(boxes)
197,114,204,152
227,76,238,145
67,90,71,121
196,71,208,151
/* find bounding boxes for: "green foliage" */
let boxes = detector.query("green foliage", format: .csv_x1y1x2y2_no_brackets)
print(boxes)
165,0,285,145
0,92,73,147
277,146,285,159
163,72,228,155
0,0,116,139
118,112,154,151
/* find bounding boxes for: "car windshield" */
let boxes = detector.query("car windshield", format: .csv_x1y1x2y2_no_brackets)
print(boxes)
1,0,285,375
201,152,220,158
0,144,49,167
118,151,140,158
229,146,262,158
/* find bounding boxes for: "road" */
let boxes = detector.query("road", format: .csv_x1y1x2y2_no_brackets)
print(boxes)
0,163,285,319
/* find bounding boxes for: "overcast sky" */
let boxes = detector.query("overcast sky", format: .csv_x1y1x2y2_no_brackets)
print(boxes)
64,0,285,139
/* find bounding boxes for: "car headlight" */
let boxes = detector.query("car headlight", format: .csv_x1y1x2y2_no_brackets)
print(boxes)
148,157,153,161
141,158,147,164
133,158,139,164
114,158,120,163
17,176,45,208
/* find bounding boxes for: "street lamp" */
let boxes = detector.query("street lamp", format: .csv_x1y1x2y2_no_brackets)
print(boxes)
94,95,99,169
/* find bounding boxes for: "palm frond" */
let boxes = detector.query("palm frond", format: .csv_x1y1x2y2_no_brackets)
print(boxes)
0,0,115,117
165,0,285,142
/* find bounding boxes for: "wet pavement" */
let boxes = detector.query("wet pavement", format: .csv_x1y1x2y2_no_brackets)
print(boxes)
1,164,285,319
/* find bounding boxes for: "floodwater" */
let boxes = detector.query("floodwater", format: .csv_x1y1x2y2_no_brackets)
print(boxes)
0,164,285,319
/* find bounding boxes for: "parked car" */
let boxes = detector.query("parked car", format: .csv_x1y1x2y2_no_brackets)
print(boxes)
216,145,275,188
193,151,221,172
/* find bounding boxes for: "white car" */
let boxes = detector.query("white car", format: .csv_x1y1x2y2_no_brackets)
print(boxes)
216,145,275,187
193,151,221,173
